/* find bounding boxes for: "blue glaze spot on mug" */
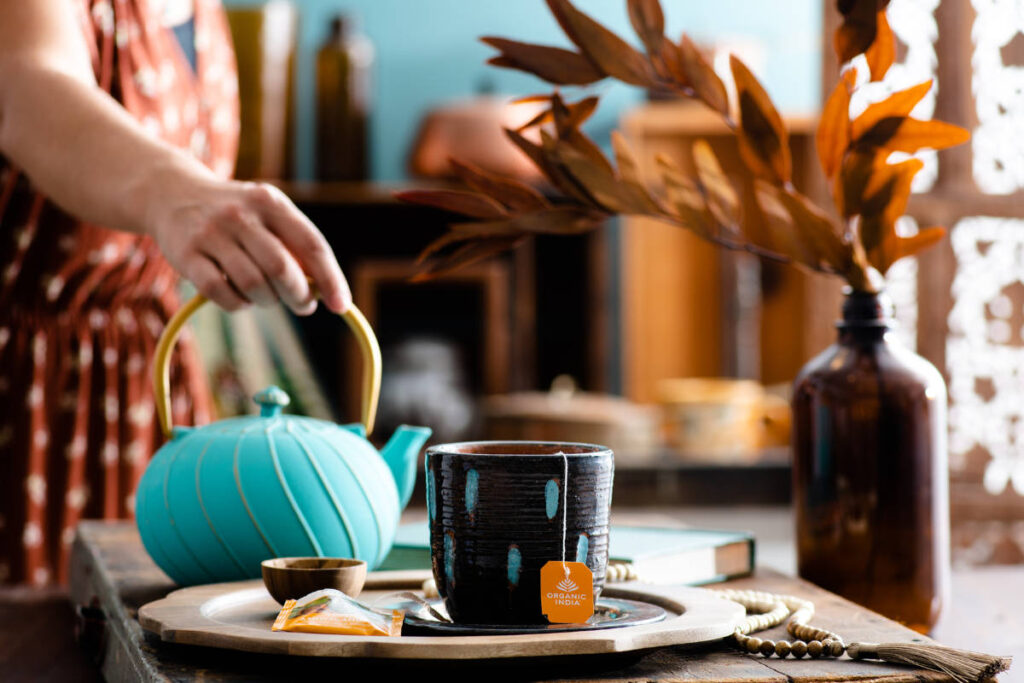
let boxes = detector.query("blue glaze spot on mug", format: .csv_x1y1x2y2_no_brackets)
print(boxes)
427,467,436,523
576,533,589,564
545,478,560,519
465,468,479,513
507,545,522,585
444,530,455,585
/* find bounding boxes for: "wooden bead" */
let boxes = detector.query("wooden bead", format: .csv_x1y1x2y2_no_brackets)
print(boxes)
807,641,824,658
775,641,791,658
828,640,845,657
791,641,807,658
759,640,776,656
746,638,763,654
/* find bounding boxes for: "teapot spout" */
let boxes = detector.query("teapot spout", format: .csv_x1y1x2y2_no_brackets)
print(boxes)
381,425,432,509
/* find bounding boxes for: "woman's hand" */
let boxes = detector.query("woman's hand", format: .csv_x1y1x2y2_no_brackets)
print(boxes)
149,178,350,315
0,0,350,316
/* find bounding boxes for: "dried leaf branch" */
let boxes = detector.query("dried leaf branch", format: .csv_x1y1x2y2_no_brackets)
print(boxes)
398,0,969,291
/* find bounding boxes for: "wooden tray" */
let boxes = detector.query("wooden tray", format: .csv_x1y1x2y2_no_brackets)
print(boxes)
139,570,745,660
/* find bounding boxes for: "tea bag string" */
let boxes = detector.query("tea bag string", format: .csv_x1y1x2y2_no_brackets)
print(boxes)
561,450,570,579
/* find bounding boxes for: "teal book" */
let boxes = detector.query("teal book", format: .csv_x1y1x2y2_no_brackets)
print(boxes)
380,523,754,585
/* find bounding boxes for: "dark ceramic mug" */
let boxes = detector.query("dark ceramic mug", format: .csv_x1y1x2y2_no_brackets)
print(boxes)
425,441,614,625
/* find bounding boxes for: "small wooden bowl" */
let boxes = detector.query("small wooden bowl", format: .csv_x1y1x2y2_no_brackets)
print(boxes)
261,557,367,605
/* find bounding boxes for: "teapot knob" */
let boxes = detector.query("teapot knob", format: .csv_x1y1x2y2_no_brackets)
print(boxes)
253,385,291,418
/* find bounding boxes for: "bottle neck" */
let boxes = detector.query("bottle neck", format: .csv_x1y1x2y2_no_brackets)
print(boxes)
328,17,349,46
837,289,892,344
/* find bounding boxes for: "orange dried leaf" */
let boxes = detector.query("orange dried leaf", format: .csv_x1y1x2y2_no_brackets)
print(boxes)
836,150,880,218
481,37,606,83
482,38,604,85
731,55,792,183
864,10,895,81
835,0,882,63
546,0,654,87
448,158,551,212
886,226,945,270
544,125,616,179
505,128,549,171
395,190,508,220
657,154,716,238
552,143,653,214
465,208,603,236
680,35,729,115
611,131,643,185
692,140,740,227
416,231,478,265
869,224,945,274
856,117,970,155
753,180,811,263
511,94,556,104
611,132,664,213
504,128,589,202
516,108,555,133
817,67,856,179
415,236,526,281
416,220,526,264
851,80,933,140
658,37,689,86
627,0,665,55
777,187,850,271
861,157,922,224
547,93,601,134
566,95,600,129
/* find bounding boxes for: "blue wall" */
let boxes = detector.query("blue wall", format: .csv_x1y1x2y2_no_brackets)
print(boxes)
223,0,821,181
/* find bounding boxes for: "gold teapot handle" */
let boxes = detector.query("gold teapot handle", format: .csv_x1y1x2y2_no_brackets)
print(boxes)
153,294,381,439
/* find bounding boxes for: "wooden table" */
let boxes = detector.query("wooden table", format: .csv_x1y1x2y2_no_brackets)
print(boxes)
66,521,972,683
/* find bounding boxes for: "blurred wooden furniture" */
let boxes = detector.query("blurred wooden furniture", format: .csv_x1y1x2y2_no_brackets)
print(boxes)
481,383,661,459
618,102,841,402
350,258,513,397
65,520,990,683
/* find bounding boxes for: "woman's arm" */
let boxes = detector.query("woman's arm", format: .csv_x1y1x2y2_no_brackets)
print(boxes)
0,0,349,314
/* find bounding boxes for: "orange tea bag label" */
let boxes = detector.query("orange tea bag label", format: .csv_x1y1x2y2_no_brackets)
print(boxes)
541,561,594,624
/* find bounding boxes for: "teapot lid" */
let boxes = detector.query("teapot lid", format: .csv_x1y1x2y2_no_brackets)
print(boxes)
253,385,290,417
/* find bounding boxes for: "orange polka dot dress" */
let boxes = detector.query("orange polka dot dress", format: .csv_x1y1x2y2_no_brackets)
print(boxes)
0,0,239,586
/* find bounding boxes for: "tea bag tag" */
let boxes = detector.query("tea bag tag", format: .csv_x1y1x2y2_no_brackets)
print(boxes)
541,561,594,624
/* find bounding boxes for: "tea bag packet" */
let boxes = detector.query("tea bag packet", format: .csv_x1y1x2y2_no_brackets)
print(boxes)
541,561,595,624
272,589,403,636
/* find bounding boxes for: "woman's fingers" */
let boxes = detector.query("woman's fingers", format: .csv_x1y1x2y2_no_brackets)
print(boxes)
154,180,350,315
247,183,351,313
230,208,316,316
187,256,249,311
199,233,276,306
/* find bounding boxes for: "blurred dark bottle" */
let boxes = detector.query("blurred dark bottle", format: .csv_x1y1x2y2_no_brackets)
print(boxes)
791,289,950,633
316,16,372,181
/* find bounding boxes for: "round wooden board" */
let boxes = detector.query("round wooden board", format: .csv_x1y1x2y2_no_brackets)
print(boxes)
138,570,745,660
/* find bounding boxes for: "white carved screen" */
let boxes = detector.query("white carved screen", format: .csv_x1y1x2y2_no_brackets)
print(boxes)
971,0,1024,194
947,218,1024,496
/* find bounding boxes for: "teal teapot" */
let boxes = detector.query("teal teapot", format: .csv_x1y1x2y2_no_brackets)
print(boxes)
135,294,431,586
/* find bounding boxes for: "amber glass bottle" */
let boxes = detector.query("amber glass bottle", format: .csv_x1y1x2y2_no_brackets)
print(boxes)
792,289,950,633
316,16,372,181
